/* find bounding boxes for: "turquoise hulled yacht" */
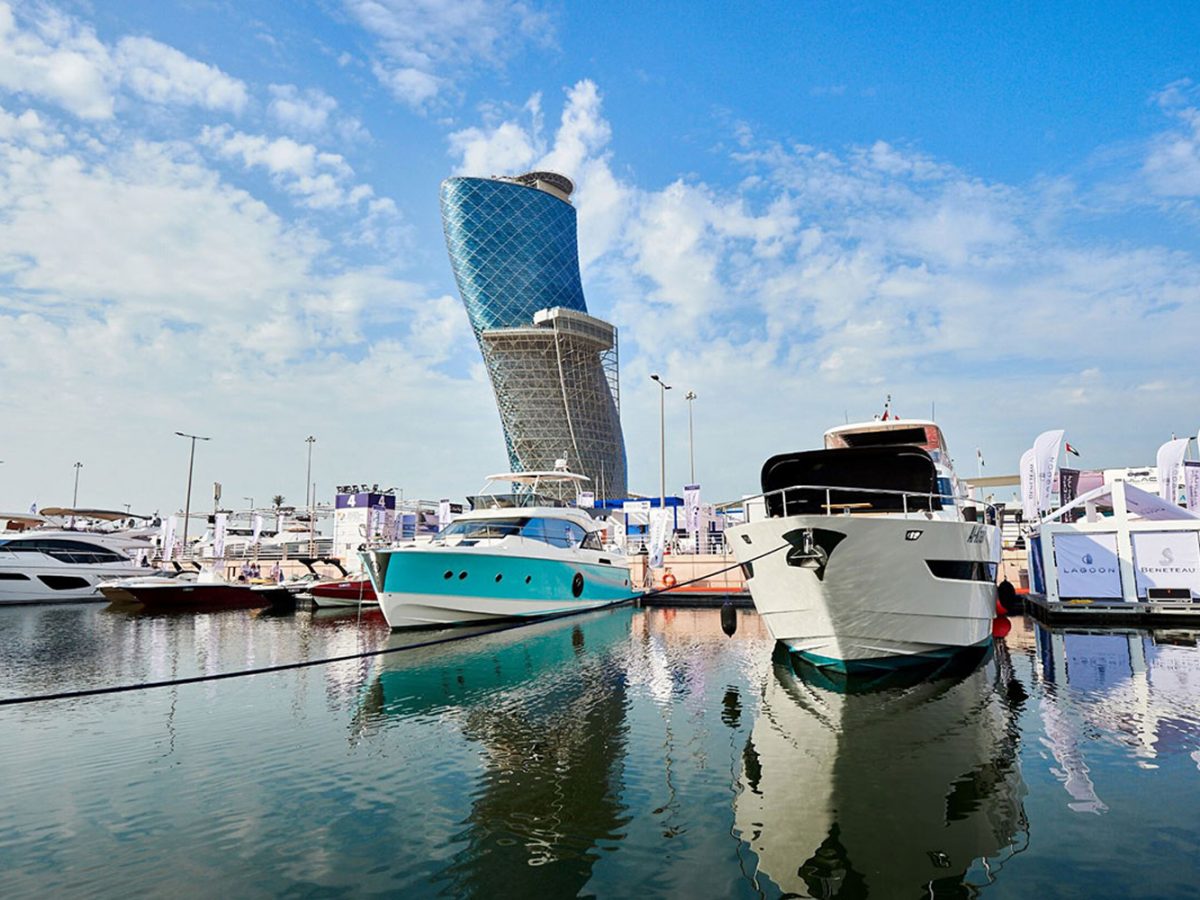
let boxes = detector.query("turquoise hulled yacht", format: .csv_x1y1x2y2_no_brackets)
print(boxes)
363,469,634,629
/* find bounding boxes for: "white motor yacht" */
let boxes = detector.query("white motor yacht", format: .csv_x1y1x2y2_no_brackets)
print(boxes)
0,531,150,604
727,419,1000,671
363,469,633,629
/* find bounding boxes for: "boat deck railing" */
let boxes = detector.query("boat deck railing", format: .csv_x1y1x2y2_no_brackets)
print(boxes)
719,483,999,522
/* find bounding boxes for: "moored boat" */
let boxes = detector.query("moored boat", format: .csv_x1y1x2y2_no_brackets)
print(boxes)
100,567,289,610
363,469,634,629
0,531,149,604
310,578,377,607
727,418,1000,671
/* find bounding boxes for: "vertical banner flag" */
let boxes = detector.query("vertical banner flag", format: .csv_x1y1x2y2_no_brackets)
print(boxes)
251,514,263,545
1019,448,1038,521
1058,469,1081,523
1155,438,1190,503
213,512,228,560
1033,429,1065,514
1186,461,1200,512
683,484,701,537
437,499,452,530
648,507,671,569
162,515,177,562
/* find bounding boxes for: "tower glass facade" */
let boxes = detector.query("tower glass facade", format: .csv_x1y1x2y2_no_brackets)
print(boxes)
441,173,628,499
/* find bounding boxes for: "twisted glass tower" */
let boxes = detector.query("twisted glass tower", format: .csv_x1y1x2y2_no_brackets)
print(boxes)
440,172,628,499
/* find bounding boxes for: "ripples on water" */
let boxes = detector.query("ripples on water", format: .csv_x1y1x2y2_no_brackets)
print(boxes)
1,605,1199,897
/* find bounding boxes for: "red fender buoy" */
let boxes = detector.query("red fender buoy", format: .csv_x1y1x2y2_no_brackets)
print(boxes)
992,616,1012,639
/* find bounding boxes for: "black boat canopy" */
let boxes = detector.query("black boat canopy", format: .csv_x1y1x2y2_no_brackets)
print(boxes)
760,445,943,516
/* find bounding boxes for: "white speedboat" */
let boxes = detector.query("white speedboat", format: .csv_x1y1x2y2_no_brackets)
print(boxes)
735,647,1026,896
0,531,150,604
363,470,633,629
727,419,1000,671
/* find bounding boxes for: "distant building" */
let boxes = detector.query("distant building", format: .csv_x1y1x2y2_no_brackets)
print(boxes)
440,171,628,499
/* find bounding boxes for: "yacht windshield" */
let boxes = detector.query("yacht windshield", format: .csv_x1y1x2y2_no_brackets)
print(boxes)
438,516,587,548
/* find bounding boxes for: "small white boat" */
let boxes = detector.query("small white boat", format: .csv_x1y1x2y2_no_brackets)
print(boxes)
0,531,150,604
363,469,633,629
727,419,1000,672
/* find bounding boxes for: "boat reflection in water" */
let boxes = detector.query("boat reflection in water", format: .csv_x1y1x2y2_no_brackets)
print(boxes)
736,641,1029,897
359,607,631,896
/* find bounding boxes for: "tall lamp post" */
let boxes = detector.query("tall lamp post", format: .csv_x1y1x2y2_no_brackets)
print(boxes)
305,436,316,555
650,374,672,511
684,391,697,484
175,431,211,550
305,436,316,510
72,461,83,506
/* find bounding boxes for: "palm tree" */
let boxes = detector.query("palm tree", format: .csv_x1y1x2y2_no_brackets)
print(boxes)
272,494,285,509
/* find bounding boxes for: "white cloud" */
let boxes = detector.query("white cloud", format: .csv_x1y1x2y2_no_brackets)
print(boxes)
0,2,247,119
199,125,377,209
115,36,247,114
0,1,114,119
268,83,367,143
347,0,553,110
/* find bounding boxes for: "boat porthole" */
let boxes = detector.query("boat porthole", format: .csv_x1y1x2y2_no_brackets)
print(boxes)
443,570,453,580
572,572,584,598
525,575,531,584
494,574,502,583
458,571,468,580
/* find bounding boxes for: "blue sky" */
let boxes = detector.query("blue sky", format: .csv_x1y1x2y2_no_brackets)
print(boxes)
2,0,1200,514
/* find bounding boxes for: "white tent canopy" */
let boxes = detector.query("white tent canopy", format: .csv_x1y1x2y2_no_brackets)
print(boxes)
1042,480,1200,524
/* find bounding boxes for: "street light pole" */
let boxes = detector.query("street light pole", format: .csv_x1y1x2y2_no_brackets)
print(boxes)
650,374,672,510
175,431,211,551
72,461,83,506
685,391,697,484
305,436,316,510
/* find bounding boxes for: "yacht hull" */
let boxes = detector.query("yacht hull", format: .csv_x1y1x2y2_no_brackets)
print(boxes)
367,547,634,629
729,515,999,670
0,562,146,604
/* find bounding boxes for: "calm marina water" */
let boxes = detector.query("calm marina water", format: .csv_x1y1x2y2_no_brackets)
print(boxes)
2,603,1199,898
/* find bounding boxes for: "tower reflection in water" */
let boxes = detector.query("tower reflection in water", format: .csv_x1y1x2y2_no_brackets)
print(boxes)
358,608,630,897
736,643,1029,897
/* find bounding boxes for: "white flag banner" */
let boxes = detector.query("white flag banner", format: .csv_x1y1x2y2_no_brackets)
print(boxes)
1186,461,1200,513
162,515,177,562
251,514,263,545
683,483,701,536
1019,448,1038,521
1053,532,1123,599
1033,429,1065,514
1155,438,1190,503
437,499,452,530
648,507,671,569
213,512,228,560
1132,530,1200,598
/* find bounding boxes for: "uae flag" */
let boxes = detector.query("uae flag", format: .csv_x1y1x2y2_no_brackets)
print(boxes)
1065,442,1081,457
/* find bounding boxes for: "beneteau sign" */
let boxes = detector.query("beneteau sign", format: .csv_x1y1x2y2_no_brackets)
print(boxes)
1132,531,1200,598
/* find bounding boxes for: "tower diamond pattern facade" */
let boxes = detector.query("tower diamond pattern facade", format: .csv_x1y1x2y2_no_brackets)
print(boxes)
441,173,628,499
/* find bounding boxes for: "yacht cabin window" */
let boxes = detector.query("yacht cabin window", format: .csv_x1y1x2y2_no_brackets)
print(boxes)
0,538,129,565
438,517,588,548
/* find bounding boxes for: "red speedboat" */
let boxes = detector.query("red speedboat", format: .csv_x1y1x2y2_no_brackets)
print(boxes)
101,571,290,611
310,577,377,607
